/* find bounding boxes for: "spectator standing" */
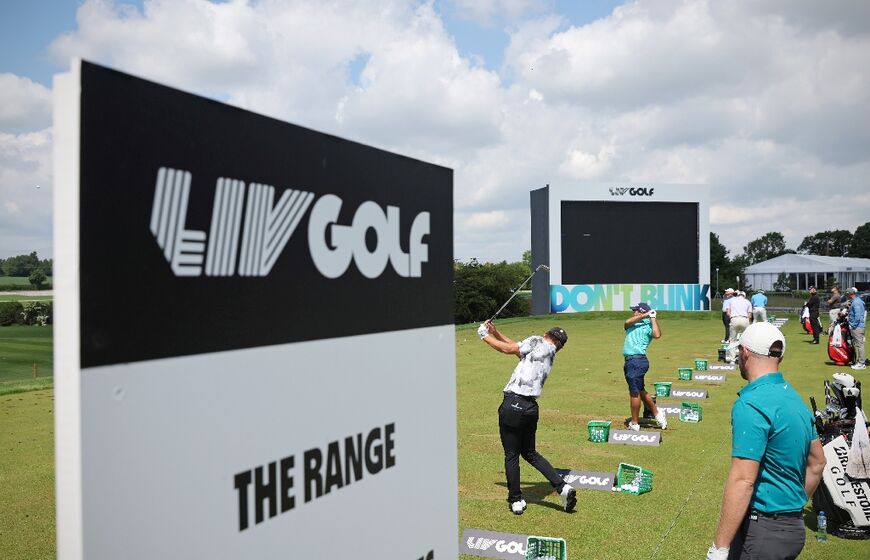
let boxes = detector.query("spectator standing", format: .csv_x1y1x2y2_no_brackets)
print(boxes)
706,323,825,560
750,290,768,323
846,287,866,370
805,287,821,345
726,291,753,363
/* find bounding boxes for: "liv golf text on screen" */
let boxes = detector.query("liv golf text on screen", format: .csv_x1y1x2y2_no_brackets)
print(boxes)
54,60,456,560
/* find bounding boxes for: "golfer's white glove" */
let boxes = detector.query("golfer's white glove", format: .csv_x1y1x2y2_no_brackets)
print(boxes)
477,323,489,339
648,309,657,318
705,545,729,560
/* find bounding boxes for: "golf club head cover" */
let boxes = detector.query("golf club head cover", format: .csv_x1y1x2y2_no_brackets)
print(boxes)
477,323,489,339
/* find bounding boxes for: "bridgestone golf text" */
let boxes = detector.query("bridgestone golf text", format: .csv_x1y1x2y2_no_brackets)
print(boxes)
233,423,396,531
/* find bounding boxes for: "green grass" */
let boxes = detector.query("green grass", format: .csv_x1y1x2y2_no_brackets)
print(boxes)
0,326,53,383
457,311,864,559
0,276,53,287
1,314,867,559
0,295,53,302
0,389,55,560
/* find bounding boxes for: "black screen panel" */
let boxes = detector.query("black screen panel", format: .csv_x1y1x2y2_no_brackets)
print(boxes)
561,201,698,284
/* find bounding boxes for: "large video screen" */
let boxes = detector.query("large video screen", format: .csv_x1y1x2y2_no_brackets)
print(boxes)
561,201,699,284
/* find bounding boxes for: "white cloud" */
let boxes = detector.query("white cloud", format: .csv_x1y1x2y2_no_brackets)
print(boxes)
0,129,53,257
448,0,547,26
3,0,866,262
0,74,53,132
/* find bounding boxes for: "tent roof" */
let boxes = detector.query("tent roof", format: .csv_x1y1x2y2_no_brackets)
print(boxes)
745,254,870,273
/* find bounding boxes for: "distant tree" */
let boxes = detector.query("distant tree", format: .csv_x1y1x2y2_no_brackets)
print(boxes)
797,230,852,256
852,222,870,258
29,268,47,289
742,232,791,265
521,250,532,274
773,271,791,291
710,233,746,294
454,259,530,324
1,251,41,277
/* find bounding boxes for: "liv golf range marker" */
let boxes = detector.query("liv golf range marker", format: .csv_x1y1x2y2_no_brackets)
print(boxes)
671,388,709,399
608,430,662,446
461,529,530,559
693,373,727,383
555,468,616,491
54,60,455,559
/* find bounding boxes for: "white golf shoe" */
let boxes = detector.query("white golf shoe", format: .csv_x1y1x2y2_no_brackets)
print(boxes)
628,422,641,431
851,363,867,370
510,499,527,515
655,410,668,430
559,484,577,513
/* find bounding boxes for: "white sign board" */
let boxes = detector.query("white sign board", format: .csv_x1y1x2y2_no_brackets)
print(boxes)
54,60,456,559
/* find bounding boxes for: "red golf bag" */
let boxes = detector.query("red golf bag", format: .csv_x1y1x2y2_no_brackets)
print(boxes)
828,316,854,366
801,306,812,334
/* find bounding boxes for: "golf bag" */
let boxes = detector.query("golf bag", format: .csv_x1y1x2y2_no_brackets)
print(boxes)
829,315,854,366
810,375,870,539
801,305,812,334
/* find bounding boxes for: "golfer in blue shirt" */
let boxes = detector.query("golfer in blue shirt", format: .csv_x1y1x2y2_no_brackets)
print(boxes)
623,302,667,431
707,322,826,560
750,290,768,323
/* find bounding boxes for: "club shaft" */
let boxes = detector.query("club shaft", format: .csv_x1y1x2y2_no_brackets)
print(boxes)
489,265,547,322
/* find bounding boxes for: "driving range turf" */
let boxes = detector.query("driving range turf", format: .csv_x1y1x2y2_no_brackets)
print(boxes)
456,311,865,559
1,314,867,559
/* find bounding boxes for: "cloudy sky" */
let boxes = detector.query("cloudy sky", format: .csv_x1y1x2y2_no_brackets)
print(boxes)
1,0,868,262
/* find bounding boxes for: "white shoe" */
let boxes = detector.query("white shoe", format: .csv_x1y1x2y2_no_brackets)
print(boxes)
559,484,577,513
655,410,668,430
628,422,641,431
510,499,526,515
851,363,867,370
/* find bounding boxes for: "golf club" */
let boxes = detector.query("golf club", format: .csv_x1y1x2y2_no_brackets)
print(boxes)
488,264,550,322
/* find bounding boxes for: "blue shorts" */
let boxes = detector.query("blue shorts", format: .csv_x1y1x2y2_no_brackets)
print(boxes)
624,355,649,395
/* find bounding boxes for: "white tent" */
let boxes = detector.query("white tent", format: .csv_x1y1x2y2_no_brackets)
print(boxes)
744,254,870,291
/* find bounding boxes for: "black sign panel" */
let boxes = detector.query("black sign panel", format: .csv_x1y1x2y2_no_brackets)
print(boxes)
78,62,453,367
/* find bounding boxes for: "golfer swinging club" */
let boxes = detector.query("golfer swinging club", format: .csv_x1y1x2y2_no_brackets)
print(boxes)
478,320,576,515
623,302,667,431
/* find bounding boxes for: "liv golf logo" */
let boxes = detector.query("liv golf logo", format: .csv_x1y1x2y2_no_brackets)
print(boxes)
609,186,655,196
150,167,430,278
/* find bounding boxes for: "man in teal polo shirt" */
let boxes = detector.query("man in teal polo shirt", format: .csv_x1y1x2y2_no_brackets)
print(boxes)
707,322,826,560
623,302,667,431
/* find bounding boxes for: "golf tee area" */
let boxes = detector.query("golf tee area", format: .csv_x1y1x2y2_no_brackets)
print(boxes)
1,313,867,559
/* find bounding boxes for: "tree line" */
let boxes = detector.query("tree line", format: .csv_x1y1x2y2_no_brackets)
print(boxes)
0,252,53,289
711,221,870,292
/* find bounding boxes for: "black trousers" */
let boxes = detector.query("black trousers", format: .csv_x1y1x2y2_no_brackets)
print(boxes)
810,312,821,342
722,312,730,340
498,393,564,503
728,512,805,559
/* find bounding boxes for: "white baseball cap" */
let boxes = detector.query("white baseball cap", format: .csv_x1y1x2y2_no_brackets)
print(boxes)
724,288,734,294
740,322,786,358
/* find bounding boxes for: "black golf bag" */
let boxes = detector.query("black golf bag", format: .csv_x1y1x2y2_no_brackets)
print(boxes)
810,379,870,539
828,317,854,366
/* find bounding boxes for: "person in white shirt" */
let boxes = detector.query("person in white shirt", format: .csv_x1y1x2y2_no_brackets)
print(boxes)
721,288,735,343
727,291,753,362
478,320,576,515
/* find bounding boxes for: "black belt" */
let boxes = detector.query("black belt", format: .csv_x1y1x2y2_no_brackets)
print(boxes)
750,509,802,520
624,354,646,361
504,392,536,401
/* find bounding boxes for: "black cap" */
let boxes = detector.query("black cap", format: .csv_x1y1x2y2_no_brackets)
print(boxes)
546,327,568,348
630,302,652,313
